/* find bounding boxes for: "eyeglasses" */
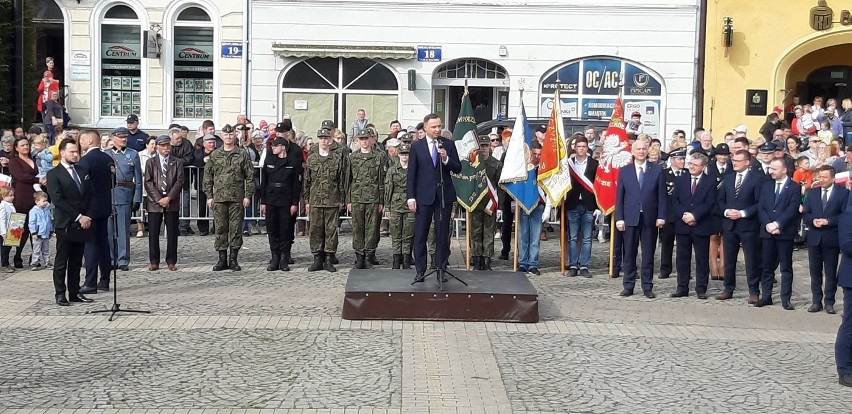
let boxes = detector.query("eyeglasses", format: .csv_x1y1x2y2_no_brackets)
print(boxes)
490,139,499,142
732,158,747,162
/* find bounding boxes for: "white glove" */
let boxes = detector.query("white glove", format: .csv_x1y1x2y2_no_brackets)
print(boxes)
542,205,552,223
593,209,602,219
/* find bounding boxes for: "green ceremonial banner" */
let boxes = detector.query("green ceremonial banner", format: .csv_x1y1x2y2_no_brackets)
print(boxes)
451,90,489,211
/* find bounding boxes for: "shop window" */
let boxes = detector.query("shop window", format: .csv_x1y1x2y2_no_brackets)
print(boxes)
172,6,214,119
100,5,142,118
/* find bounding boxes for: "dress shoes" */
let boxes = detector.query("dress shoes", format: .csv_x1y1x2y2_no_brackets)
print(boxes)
696,292,708,300
643,291,656,299
567,268,578,277
748,295,759,305
840,374,852,387
97,280,110,291
579,268,592,278
658,273,670,279
619,289,633,297
167,264,177,271
826,305,837,314
808,304,823,313
413,272,425,283
782,302,795,311
119,265,129,271
79,286,97,294
69,293,93,303
716,290,733,300
517,266,528,273
148,264,159,271
55,295,69,306
670,291,688,298
754,298,773,308
498,253,509,261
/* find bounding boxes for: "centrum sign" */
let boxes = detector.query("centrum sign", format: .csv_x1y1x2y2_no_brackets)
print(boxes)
103,43,139,60
175,45,213,61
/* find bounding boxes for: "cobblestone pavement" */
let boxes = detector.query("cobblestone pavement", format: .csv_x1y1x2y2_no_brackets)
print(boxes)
0,225,850,413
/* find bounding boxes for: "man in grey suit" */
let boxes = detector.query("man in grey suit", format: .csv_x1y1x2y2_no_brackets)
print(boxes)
105,127,142,271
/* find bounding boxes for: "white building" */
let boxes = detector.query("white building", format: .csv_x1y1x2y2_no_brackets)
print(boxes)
249,0,701,138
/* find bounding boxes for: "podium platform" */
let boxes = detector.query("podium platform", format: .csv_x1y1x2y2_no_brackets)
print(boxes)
342,269,539,323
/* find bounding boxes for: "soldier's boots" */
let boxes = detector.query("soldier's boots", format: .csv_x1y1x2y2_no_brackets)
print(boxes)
323,254,337,272
354,254,367,269
308,253,325,272
331,254,339,264
483,257,492,271
392,254,402,269
368,251,380,265
402,255,412,270
364,252,374,269
430,254,437,269
279,249,290,272
212,251,229,271
471,256,480,270
267,251,280,271
229,250,241,271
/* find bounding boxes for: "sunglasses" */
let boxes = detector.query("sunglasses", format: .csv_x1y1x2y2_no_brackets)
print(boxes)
490,139,499,142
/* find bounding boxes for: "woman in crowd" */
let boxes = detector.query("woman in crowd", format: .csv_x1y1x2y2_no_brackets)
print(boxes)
8,137,41,268
137,136,157,237
841,98,852,144
786,136,801,160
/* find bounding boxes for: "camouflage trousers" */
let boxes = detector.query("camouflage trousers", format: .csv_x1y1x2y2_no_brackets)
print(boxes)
352,203,380,254
213,201,244,251
389,210,414,256
309,206,339,254
469,209,496,257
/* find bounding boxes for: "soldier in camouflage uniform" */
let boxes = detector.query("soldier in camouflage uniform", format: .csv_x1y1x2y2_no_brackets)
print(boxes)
385,143,415,269
304,128,348,272
347,128,386,269
470,135,502,271
315,120,350,264
203,124,255,272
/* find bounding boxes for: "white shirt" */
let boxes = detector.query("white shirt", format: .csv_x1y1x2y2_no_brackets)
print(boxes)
725,169,749,218
634,161,647,179
716,162,727,174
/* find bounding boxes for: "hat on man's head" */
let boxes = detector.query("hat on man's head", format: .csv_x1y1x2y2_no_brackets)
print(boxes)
478,135,491,145
271,137,286,147
398,144,411,154
669,149,687,158
713,143,730,155
355,128,372,138
221,124,235,134
203,133,216,142
631,111,642,118
397,132,411,143
773,106,783,114
321,120,336,130
535,125,547,134
156,135,170,145
759,142,776,153
771,139,785,149
386,138,400,148
276,119,293,133
316,128,332,138
734,124,748,134
111,127,130,137
406,126,417,133
125,114,139,123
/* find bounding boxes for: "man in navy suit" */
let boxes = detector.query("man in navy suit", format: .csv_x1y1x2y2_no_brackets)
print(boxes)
756,158,801,309
615,139,666,298
717,150,767,302
406,114,462,282
671,153,716,299
803,165,848,314
77,130,115,293
835,198,852,387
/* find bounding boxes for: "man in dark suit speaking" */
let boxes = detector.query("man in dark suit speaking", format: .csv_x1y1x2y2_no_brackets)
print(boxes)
46,138,94,306
406,114,462,283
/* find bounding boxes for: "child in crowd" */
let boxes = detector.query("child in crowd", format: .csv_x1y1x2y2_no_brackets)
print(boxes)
818,120,834,144
0,187,16,272
31,134,55,178
792,156,813,194
28,191,53,270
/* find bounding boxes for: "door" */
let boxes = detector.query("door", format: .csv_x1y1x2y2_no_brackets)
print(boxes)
446,86,494,130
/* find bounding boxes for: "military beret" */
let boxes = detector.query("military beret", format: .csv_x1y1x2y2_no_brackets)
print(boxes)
221,124,235,134
271,137,287,147
317,128,332,138
321,120,335,130
398,144,411,154
155,135,170,145
111,127,130,137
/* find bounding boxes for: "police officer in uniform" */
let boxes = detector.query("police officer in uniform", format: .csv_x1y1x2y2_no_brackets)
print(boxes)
385,143,414,269
470,135,502,271
304,128,348,272
659,149,687,279
106,127,143,271
260,137,303,271
203,124,255,271
125,114,150,152
347,128,386,269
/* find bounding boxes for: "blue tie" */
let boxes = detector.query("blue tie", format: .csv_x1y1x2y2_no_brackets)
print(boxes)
638,166,645,190
70,166,81,192
431,140,438,166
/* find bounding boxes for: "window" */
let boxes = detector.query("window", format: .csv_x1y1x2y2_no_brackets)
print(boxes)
435,59,507,80
172,6,214,119
100,4,142,118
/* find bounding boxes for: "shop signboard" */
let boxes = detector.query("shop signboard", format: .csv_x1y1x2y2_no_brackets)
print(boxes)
539,97,579,118
175,44,214,62
102,43,140,60
624,100,661,139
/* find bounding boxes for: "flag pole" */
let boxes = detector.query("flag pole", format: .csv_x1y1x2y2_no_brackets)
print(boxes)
560,204,565,274
608,214,616,278
513,203,519,272
465,210,471,270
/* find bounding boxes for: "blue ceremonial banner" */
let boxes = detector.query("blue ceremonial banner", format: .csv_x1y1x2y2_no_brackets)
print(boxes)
498,101,540,214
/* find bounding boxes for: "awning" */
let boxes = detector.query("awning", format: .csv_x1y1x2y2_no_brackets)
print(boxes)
272,43,416,60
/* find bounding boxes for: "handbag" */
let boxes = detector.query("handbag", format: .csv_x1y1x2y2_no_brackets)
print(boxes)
64,221,93,243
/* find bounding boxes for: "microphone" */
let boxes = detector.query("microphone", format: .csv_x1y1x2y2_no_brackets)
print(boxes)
436,139,443,149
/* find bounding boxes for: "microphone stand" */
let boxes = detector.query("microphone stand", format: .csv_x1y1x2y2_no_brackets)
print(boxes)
88,163,150,321
411,138,467,291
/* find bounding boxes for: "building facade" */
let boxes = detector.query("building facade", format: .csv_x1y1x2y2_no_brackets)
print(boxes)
703,0,852,140
249,0,701,139
34,0,246,131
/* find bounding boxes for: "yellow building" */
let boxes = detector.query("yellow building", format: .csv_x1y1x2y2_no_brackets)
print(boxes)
703,0,852,141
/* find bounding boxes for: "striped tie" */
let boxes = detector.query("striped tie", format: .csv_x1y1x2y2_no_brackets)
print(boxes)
734,173,743,198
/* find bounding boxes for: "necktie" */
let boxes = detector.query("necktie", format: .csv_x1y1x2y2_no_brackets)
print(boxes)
160,158,168,195
775,182,781,203
822,188,828,209
431,140,438,166
719,166,725,174
734,173,743,197
70,166,81,191
638,166,645,190
691,177,697,195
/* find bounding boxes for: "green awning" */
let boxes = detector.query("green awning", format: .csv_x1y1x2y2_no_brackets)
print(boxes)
272,43,416,60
